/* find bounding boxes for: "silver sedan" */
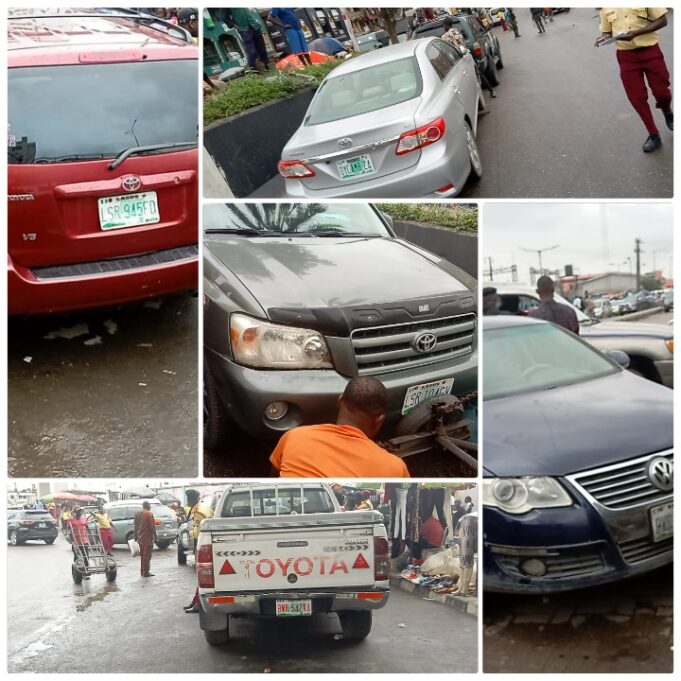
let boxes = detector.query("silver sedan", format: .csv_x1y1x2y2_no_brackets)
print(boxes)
278,37,484,198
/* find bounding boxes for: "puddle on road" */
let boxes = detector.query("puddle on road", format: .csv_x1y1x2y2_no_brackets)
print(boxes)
73,583,121,612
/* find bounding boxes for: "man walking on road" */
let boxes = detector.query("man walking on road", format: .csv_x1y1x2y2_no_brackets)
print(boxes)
595,8,673,152
528,275,580,334
134,501,157,578
530,8,545,34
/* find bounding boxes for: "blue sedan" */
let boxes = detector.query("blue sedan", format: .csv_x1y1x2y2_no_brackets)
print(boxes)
483,316,673,593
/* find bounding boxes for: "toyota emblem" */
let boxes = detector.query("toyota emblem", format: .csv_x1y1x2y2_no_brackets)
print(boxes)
121,175,142,192
413,331,437,354
647,457,673,492
337,137,352,149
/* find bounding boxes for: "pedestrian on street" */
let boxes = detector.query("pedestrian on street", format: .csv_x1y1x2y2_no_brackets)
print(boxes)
497,10,508,32
409,514,445,563
134,501,157,578
269,8,312,66
544,8,554,23
530,8,545,34
482,286,505,315
91,505,115,556
68,507,90,579
528,275,580,334
573,295,582,311
270,376,410,478
220,8,270,72
456,513,477,596
184,490,214,614
595,8,673,153
506,9,521,38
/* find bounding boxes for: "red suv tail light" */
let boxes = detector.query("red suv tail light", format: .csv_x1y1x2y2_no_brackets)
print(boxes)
395,117,446,156
374,536,390,581
196,543,215,589
278,160,315,178
473,41,483,57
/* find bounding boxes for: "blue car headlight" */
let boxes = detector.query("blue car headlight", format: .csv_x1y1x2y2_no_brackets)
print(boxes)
483,477,572,515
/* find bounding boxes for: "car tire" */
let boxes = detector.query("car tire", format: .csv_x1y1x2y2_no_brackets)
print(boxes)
338,611,372,641
496,51,504,70
464,122,483,181
106,569,117,583
44,538,56,545
204,364,231,451
204,622,230,646
395,394,465,437
156,541,171,550
485,58,500,87
72,563,83,585
178,546,188,565
9,530,21,546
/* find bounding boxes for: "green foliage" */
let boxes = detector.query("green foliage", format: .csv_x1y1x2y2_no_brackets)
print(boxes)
203,61,343,125
377,203,478,233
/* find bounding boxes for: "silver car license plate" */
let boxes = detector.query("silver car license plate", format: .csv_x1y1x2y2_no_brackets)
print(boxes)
650,502,673,542
337,154,376,180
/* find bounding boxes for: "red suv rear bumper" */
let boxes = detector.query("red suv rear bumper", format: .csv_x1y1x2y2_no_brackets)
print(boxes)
8,250,198,315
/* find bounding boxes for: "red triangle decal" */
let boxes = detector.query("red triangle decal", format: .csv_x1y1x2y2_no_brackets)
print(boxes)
352,553,370,569
219,559,236,575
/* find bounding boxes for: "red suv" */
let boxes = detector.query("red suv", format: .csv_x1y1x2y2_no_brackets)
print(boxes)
7,8,199,315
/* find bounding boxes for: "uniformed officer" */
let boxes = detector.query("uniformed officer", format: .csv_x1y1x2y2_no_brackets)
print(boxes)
595,8,673,153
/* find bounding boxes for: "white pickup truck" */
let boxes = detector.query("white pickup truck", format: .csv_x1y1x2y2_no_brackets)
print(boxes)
196,482,390,646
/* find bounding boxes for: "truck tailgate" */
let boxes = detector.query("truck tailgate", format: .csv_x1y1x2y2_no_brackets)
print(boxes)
207,512,379,592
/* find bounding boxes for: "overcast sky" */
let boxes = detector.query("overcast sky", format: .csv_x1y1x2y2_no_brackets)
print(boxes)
482,203,673,282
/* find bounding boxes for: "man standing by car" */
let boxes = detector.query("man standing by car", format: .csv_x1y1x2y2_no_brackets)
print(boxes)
91,505,115,556
595,8,672,153
528,275,580,334
134,501,157,578
270,377,410,478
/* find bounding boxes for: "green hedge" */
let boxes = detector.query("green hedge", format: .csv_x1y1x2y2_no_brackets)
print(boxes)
377,204,478,233
204,61,344,125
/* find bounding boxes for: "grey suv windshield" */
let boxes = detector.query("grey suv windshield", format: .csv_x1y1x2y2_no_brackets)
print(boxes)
8,60,198,164
203,203,391,237
484,323,618,400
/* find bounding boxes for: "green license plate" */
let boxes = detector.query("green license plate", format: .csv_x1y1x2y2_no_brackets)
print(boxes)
275,599,312,617
98,191,160,230
337,154,376,180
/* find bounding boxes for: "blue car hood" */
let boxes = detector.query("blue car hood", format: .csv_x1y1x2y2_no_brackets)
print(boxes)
483,370,673,477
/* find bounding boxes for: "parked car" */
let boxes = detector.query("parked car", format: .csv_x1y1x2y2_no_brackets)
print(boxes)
663,289,674,312
104,500,178,549
483,316,673,593
411,13,503,87
356,30,389,52
591,297,612,318
204,203,478,448
8,509,59,545
197,482,390,645
7,8,199,315
635,290,660,311
278,37,483,198
489,283,674,387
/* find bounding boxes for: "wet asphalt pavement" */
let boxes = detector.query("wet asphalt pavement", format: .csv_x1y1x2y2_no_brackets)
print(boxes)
8,293,198,477
252,9,673,199
7,534,477,673
483,563,673,673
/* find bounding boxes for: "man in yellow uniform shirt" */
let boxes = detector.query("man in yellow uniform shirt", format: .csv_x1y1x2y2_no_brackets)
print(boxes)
595,8,673,152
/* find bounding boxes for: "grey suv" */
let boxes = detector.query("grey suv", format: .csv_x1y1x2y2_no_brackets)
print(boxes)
203,203,478,448
104,500,177,549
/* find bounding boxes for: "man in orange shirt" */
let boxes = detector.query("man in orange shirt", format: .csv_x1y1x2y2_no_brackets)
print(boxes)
270,377,410,478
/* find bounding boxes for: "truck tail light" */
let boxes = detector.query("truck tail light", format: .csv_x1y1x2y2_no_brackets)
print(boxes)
196,543,214,589
374,536,390,581
472,41,483,57
395,117,446,155
278,160,315,178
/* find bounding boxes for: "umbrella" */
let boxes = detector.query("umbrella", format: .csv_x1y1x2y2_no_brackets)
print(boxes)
39,494,55,503
123,485,156,499
156,491,180,504
55,491,97,503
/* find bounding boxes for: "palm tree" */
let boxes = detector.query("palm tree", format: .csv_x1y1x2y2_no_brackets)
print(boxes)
225,203,333,233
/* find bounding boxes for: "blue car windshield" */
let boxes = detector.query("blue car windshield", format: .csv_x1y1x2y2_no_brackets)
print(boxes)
484,323,619,400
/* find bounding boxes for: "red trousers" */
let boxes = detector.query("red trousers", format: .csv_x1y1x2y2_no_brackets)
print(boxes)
140,541,152,576
617,44,672,134
99,528,114,554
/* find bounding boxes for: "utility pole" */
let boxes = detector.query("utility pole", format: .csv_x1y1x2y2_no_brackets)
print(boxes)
520,244,560,277
635,238,642,290
487,257,494,281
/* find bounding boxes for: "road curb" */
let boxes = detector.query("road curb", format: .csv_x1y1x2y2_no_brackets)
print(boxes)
611,306,665,322
390,574,478,617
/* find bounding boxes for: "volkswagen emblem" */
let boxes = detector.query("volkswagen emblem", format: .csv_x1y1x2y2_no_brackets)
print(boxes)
121,175,142,192
647,457,673,492
413,331,437,354
337,137,352,149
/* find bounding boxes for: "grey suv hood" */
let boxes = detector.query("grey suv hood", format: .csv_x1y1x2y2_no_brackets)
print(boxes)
206,236,471,310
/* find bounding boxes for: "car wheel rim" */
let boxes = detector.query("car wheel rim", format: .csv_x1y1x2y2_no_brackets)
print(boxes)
467,128,481,173
10,532,16,545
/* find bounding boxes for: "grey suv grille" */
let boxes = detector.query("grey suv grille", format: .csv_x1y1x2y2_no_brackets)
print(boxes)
568,450,673,510
350,313,476,375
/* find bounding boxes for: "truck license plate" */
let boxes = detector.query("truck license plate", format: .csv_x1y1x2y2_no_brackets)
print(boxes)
402,378,455,415
98,191,160,230
337,154,375,180
275,599,312,617
650,502,673,542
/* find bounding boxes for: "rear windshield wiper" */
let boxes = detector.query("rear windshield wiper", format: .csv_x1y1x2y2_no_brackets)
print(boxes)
109,142,196,170
205,228,281,236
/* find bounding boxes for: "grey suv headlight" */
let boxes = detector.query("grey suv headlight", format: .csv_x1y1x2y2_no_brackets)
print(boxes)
230,313,333,369
482,477,572,515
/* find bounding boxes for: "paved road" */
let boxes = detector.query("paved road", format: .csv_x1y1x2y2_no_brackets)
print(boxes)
483,563,673,673
8,293,198,477
636,310,673,325
251,9,673,199
8,535,477,673
463,8,673,198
